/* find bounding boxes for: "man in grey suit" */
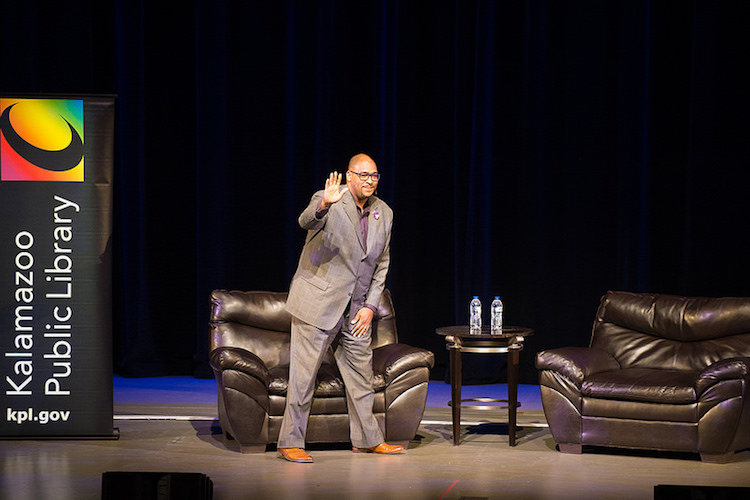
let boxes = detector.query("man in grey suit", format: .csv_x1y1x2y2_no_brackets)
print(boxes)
278,153,404,463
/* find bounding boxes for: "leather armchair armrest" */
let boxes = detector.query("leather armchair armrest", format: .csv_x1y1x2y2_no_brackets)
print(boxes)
373,343,435,385
209,346,271,387
696,357,750,395
536,347,620,387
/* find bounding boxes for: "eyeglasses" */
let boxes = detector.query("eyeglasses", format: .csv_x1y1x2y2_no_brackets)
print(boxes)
347,170,381,182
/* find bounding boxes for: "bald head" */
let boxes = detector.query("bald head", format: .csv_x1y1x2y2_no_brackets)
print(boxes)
348,153,376,170
345,153,379,208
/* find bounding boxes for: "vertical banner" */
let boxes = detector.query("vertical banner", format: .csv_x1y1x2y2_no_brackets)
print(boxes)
0,94,115,438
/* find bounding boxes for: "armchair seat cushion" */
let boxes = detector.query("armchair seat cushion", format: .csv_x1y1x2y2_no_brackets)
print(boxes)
265,342,438,397
582,369,698,404
268,364,346,398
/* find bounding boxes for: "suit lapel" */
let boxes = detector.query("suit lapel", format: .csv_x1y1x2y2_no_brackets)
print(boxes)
365,199,381,256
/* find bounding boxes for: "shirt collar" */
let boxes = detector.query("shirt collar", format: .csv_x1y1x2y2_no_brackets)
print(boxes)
350,192,373,214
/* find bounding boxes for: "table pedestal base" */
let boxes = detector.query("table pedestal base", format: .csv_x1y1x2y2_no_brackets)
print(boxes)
449,346,520,446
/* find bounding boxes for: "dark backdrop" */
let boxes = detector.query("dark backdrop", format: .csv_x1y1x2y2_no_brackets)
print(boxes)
2,1,749,383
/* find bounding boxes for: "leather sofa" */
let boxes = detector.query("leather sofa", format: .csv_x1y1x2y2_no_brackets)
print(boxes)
536,291,750,463
209,288,435,453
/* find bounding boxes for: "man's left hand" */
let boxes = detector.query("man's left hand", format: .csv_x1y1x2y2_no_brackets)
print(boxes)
350,307,374,337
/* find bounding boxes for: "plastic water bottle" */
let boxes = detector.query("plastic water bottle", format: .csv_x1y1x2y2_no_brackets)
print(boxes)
490,296,504,334
469,296,482,334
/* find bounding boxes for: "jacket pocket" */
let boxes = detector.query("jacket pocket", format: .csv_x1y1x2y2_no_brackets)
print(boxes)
300,273,329,291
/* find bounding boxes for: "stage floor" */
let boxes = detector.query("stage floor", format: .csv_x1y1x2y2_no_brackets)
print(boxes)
1,377,749,499
111,375,545,410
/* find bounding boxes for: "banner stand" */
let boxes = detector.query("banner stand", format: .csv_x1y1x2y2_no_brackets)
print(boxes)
1,94,117,440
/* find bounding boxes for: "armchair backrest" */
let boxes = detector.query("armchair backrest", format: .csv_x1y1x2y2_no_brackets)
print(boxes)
209,289,399,369
590,291,750,371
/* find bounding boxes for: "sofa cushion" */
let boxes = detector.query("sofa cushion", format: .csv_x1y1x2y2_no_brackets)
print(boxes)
592,292,750,371
595,292,750,342
582,368,699,404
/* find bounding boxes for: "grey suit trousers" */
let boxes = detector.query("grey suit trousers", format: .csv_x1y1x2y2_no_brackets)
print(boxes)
277,314,384,449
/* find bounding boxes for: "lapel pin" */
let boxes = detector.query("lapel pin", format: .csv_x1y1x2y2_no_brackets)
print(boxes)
373,210,380,220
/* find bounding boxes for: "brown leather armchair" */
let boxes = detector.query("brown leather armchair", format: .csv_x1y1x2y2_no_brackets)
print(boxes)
209,288,435,453
536,291,750,463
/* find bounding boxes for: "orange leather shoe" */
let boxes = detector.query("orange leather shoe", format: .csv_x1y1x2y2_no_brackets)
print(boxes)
352,442,405,454
278,448,314,463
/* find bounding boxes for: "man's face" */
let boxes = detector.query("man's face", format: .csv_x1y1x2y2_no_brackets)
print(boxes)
347,159,379,202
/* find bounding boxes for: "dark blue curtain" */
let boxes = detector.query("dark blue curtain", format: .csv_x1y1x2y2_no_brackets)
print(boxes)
2,1,749,382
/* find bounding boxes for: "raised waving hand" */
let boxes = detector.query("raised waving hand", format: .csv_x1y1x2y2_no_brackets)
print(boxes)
321,171,348,209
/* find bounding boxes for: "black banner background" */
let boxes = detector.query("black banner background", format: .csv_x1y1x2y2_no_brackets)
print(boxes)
1,95,114,437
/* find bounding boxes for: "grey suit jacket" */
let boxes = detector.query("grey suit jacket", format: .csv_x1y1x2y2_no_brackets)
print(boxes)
286,188,393,331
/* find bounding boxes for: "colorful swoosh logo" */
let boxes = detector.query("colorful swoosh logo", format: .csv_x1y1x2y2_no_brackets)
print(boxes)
0,98,84,182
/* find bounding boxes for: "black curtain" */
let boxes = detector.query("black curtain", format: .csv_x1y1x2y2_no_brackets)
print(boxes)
2,1,749,383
